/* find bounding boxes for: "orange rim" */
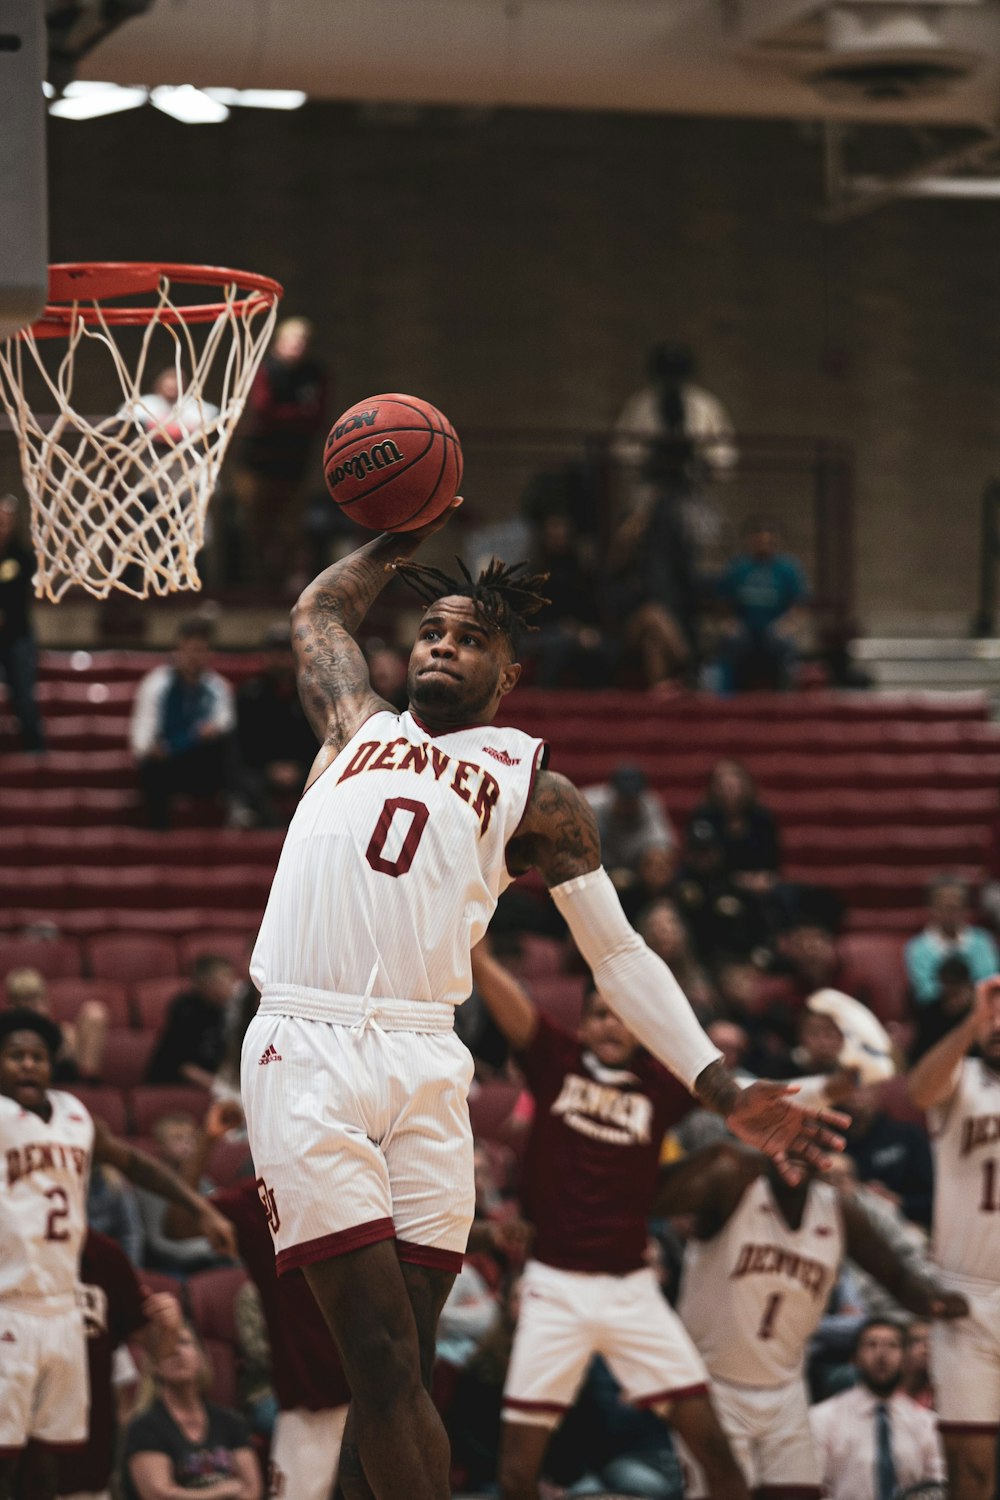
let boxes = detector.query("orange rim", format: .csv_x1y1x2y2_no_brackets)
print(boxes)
27,262,284,338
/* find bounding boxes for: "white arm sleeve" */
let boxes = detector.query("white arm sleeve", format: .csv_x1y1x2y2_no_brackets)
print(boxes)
550,867,722,1091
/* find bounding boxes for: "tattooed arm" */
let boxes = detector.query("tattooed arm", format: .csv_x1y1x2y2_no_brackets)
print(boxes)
93,1118,237,1258
507,771,846,1181
291,499,463,761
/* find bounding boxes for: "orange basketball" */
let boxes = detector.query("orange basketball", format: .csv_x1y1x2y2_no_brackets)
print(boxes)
323,393,463,533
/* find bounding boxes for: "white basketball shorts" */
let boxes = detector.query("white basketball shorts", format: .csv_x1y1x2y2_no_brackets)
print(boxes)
502,1259,709,1429
268,1406,349,1500
241,998,476,1275
679,1375,821,1498
932,1278,1000,1430
0,1298,88,1450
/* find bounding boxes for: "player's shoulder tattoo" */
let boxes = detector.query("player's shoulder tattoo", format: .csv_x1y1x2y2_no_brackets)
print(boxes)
517,768,601,886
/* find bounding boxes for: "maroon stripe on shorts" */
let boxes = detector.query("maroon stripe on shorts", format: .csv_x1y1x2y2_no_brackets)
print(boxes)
756,1488,823,1498
396,1240,464,1274
503,1397,569,1415
275,1216,395,1275
633,1381,709,1408
938,1420,1000,1434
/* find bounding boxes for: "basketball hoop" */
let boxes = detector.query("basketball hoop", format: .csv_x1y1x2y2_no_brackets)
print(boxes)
0,262,282,601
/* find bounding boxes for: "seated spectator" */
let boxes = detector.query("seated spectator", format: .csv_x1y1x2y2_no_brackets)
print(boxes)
235,1281,279,1439
905,875,999,1005
137,1113,229,1277
713,960,797,1077
130,616,256,831
121,1320,262,1500
236,622,317,822
0,492,46,753
528,510,616,688
87,1161,145,1266
715,518,809,691
618,844,679,927
912,952,975,1060
603,494,698,691
777,918,841,1007
583,764,676,884
5,965,107,1082
900,1318,934,1409
145,954,237,1088
671,818,771,963
844,1080,934,1229
636,897,716,1017
810,1317,945,1500
688,759,781,894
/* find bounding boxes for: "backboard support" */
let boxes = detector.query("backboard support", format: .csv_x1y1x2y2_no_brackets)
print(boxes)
0,0,48,339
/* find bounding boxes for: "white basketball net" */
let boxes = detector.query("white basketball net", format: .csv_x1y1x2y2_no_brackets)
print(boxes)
0,272,279,600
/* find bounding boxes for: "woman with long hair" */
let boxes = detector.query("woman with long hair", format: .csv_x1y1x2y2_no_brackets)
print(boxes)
122,1321,262,1500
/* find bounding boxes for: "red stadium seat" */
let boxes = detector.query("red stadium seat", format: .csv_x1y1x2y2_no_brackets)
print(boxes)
99,1028,158,1090
527,976,587,1031
187,1267,251,1406
0,935,82,981
509,935,566,980
129,1086,211,1136
46,978,130,1028
86,933,179,984
207,1136,254,1188
64,1085,128,1135
837,934,910,1026
133,977,184,1031
177,931,255,971
468,1081,526,1143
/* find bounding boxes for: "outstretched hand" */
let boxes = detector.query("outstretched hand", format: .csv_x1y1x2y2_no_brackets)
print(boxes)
389,494,464,551
725,1080,848,1186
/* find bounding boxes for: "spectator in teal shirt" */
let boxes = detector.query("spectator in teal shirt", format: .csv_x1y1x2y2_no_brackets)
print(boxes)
717,518,808,690
905,876,999,1005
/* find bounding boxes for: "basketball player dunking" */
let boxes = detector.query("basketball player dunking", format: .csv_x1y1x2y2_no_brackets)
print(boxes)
908,974,1000,1500
240,500,845,1500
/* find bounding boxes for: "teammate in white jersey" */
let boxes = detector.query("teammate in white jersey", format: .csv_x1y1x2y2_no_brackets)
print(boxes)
240,500,846,1500
0,1009,235,1500
908,974,1000,1500
658,1141,965,1498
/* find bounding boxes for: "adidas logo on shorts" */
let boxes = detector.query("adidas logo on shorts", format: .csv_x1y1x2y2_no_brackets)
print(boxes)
0,1331,15,1343
258,1044,282,1066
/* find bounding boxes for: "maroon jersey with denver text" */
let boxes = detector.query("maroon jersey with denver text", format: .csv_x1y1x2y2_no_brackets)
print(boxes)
212,1180,350,1410
517,1016,694,1275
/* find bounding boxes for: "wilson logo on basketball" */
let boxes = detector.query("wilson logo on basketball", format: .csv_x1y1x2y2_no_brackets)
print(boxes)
482,746,521,766
327,439,406,488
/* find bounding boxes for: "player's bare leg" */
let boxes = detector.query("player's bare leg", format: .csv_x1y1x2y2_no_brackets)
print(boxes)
942,1431,997,1500
0,1447,56,1500
497,1420,553,1500
333,1261,456,1500
305,1241,452,1500
661,1392,751,1500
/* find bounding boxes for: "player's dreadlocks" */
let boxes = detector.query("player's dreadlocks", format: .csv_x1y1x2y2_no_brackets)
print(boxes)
392,555,550,652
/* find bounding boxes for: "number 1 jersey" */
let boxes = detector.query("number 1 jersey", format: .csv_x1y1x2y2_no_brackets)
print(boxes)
928,1057,1000,1288
251,709,547,1007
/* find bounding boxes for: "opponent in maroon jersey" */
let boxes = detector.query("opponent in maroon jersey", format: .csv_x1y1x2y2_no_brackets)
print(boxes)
471,938,749,1500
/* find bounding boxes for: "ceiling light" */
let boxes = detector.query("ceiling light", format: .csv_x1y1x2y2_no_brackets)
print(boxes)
49,80,148,119
204,88,307,110
150,85,229,124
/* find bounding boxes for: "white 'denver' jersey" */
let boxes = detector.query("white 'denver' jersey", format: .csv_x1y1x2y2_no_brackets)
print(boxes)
0,1090,94,1304
679,1174,844,1387
251,710,547,1007
928,1057,1000,1288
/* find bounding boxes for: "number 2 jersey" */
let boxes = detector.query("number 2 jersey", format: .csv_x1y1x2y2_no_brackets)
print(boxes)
251,709,548,1008
678,1173,843,1387
928,1056,1000,1289
0,1089,94,1303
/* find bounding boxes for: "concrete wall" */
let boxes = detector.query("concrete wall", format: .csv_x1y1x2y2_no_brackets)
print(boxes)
7,104,1000,631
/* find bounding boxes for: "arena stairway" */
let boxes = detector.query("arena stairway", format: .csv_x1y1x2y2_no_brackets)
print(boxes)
1,654,998,947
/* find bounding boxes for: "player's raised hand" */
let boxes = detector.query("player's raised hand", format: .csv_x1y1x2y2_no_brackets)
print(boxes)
724,1079,848,1187
971,976,1000,1040
928,1289,969,1320
198,1202,238,1258
142,1290,183,1356
204,1097,245,1141
389,494,464,551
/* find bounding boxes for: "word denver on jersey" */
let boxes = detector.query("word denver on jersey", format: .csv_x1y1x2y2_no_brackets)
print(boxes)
338,736,502,835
